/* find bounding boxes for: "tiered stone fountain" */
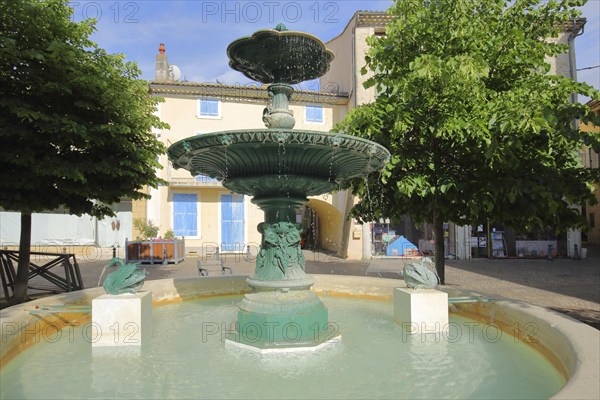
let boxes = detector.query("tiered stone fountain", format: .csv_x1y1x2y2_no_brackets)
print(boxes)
168,24,390,351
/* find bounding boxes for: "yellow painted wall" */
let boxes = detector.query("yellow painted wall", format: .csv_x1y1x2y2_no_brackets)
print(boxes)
157,188,263,252
320,20,377,110
580,101,600,245
131,195,147,240
307,198,343,252
354,26,377,107
148,84,348,255
546,32,574,79
321,20,353,94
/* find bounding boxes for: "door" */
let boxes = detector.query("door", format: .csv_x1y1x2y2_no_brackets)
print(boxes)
221,194,244,251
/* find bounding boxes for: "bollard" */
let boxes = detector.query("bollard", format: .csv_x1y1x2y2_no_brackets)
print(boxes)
547,244,553,261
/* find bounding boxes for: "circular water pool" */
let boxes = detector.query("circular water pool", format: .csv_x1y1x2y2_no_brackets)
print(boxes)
0,295,563,399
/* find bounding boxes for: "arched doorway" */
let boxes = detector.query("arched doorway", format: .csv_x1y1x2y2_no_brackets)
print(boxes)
302,199,343,253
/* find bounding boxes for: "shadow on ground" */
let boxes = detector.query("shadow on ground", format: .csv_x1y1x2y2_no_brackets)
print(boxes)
446,246,600,305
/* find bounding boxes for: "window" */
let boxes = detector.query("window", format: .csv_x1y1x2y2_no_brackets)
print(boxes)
193,158,219,183
198,98,220,118
305,105,323,123
590,213,596,228
195,174,218,183
173,193,198,237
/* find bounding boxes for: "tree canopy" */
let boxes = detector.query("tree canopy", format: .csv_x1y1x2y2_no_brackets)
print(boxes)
0,0,167,303
0,0,166,218
336,0,600,282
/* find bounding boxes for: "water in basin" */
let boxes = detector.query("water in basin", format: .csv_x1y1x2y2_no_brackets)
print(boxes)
0,296,564,399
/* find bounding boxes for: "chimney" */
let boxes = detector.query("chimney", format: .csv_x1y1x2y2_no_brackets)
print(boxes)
155,43,169,81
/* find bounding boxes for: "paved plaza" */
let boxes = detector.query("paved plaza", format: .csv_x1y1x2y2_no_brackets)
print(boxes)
4,246,599,328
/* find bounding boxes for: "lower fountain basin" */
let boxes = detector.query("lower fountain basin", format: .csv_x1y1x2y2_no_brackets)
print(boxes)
1,275,598,399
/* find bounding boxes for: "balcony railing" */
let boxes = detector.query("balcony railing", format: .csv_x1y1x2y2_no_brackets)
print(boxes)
168,175,222,187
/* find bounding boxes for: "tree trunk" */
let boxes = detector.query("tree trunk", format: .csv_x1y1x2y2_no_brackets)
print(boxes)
10,213,31,305
487,219,492,259
432,211,445,285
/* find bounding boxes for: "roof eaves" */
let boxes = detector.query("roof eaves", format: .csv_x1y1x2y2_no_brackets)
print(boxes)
149,81,350,105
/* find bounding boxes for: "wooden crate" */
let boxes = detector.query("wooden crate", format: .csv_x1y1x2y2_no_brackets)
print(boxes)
125,239,185,264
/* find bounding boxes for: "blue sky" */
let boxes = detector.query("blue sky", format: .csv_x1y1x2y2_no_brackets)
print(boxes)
71,0,599,97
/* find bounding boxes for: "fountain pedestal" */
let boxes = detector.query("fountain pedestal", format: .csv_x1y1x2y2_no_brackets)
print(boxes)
231,195,332,351
92,291,153,347
247,196,313,291
233,290,330,352
393,288,448,334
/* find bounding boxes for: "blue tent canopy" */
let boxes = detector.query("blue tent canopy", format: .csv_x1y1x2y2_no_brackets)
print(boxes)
386,235,418,256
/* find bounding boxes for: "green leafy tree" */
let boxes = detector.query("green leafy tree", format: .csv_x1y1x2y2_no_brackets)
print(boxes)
0,0,167,304
336,0,600,283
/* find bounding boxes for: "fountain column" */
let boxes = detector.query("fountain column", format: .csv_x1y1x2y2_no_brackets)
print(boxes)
262,84,295,129
235,196,330,351
246,196,313,291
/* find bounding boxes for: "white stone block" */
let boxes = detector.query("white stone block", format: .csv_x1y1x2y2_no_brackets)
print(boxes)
92,291,152,347
394,288,448,333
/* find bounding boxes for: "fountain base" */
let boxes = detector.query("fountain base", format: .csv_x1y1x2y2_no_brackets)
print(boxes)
393,288,449,333
228,290,337,352
92,291,153,347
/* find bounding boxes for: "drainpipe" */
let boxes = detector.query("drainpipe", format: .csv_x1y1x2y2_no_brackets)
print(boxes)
350,14,363,258
567,18,585,105
566,19,585,258
351,15,359,108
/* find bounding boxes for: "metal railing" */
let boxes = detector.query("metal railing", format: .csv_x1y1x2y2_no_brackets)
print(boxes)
167,176,222,187
0,250,84,299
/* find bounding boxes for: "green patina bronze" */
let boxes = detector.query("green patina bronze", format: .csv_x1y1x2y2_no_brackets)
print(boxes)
168,25,390,349
102,258,148,295
402,257,440,289
226,23,334,85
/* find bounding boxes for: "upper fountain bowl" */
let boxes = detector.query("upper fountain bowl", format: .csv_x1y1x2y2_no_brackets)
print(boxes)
227,23,334,85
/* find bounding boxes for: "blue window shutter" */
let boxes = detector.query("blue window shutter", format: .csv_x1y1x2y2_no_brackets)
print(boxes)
209,100,218,116
221,194,244,251
173,193,197,236
306,105,323,122
232,195,244,220
200,99,219,117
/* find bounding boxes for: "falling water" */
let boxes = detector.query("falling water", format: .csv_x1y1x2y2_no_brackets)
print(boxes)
328,137,340,183
377,170,385,211
277,138,286,179
364,176,374,217
224,146,229,180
